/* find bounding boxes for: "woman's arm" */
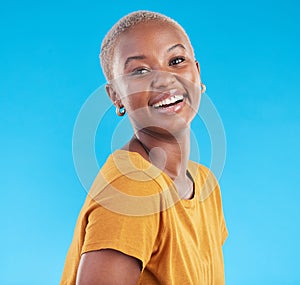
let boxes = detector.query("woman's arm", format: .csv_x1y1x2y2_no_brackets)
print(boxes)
76,249,142,285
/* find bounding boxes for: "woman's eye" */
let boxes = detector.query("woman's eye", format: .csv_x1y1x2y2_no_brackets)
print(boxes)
131,68,150,75
169,57,185,66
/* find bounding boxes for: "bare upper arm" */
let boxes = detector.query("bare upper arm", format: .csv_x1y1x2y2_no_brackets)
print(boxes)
76,249,142,285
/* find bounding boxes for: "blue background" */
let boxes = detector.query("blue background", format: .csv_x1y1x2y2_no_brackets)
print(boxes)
1,0,299,284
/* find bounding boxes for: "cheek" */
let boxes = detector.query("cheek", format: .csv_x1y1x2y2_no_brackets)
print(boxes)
181,68,200,85
177,69,201,96
116,77,150,102
123,92,147,111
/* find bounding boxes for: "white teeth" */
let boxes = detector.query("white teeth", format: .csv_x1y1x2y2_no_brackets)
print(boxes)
153,95,184,108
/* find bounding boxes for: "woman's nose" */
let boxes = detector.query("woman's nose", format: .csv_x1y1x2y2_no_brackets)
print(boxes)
150,70,176,89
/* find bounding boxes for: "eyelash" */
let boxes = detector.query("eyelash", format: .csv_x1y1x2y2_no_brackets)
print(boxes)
169,57,185,66
131,68,150,75
131,57,186,75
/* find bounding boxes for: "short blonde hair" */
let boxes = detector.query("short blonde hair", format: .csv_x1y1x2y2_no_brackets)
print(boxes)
99,10,193,81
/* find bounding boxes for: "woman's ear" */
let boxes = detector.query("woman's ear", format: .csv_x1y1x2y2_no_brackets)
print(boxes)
195,60,200,75
105,83,118,103
106,83,126,116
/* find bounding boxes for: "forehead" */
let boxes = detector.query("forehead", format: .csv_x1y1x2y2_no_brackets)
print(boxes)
113,21,193,62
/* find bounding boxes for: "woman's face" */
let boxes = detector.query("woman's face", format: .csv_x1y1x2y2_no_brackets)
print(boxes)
108,21,201,135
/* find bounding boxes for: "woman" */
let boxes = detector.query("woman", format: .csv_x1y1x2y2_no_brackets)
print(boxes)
61,10,228,285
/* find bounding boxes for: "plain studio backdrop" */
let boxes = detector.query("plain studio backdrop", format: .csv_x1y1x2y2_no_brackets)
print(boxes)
0,0,299,284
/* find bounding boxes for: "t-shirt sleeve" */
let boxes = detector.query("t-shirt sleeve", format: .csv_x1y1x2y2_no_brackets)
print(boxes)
82,205,159,268
81,174,161,269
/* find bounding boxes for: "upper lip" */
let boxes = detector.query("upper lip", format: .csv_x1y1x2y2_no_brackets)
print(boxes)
149,89,186,106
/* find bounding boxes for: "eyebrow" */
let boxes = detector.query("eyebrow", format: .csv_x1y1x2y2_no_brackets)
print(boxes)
123,44,186,69
124,55,146,69
167,43,186,52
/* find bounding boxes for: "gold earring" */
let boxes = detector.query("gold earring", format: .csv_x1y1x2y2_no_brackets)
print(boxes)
201,83,206,94
116,105,126,116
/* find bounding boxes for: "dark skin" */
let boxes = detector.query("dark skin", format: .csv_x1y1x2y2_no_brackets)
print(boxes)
77,21,202,285
76,249,141,285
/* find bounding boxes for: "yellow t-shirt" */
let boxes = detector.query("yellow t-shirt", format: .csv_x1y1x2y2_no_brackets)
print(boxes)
60,150,228,284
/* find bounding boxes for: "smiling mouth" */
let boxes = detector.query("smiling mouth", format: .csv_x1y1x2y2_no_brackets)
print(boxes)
152,95,184,109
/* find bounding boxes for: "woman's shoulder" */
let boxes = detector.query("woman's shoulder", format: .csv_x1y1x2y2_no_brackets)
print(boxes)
98,149,166,186
188,160,220,202
188,160,217,181
83,150,168,215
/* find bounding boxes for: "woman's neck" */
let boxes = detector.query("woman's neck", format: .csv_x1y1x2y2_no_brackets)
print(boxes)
124,128,191,181
122,128,194,199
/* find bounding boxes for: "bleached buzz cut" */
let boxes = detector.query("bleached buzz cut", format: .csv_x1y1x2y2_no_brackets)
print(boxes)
99,10,193,81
